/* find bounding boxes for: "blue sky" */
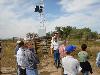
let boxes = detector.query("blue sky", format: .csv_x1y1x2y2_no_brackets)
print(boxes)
0,0,100,38
45,0,63,15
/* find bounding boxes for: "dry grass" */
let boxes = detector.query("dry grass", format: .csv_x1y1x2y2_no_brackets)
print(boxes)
1,40,100,75
1,41,16,68
70,40,100,75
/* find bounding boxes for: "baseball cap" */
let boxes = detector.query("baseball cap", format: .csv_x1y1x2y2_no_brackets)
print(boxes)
65,45,76,53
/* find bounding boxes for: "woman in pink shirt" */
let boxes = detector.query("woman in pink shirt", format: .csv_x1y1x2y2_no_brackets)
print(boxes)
59,40,68,58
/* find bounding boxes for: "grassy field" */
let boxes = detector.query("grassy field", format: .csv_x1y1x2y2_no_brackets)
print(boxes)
1,40,100,75
1,41,16,68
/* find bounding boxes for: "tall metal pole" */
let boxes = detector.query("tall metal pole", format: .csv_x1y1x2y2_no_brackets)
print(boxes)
39,0,46,36
34,0,46,37
39,0,45,28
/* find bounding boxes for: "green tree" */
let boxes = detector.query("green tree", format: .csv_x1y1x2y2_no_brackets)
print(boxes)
89,32,98,40
55,26,63,39
55,26,72,39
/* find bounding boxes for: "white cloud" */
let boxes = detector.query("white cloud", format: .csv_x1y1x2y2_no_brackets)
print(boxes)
0,0,100,39
47,9,100,33
59,0,100,12
0,0,40,39
51,0,100,33
0,17,40,39
91,8,100,17
47,13,95,28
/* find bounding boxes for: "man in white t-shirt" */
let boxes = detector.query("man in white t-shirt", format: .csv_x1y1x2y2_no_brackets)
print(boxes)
52,37,60,68
62,45,81,75
50,32,59,55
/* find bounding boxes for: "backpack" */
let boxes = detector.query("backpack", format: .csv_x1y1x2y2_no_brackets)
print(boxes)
96,52,100,67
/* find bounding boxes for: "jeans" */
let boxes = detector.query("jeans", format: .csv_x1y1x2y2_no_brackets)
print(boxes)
83,71,89,75
54,50,60,67
26,69,38,75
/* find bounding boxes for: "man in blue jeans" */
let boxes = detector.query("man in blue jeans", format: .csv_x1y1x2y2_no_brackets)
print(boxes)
52,38,60,68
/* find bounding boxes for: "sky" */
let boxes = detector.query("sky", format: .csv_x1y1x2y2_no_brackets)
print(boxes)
0,0,100,39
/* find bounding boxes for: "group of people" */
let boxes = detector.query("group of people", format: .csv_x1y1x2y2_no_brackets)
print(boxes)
0,31,100,75
50,32,100,75
15,40,39,75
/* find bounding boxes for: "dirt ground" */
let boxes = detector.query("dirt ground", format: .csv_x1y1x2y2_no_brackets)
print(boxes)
1,54,100,75
0,41,100,75
0,54,62,75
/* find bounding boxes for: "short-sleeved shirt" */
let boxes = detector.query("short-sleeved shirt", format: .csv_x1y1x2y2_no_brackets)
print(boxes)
51,36,59,48
62,56,81,75
59,44,66,58
52,41,59,50
78,51,88,62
